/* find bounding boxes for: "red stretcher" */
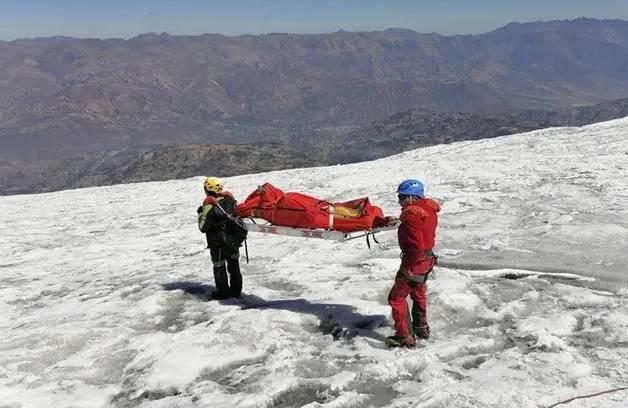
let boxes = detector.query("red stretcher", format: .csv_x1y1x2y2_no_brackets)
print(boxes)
235,183,400,244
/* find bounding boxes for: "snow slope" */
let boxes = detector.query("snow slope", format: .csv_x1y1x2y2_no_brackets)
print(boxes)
1,118,627,407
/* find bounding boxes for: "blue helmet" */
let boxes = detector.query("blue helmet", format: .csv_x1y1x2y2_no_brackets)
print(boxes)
397,179,424,198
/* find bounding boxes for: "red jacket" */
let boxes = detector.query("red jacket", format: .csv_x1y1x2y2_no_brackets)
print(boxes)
398,198,440,274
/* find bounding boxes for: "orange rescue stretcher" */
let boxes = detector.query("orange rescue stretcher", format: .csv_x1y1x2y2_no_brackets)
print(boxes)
235,183,400,245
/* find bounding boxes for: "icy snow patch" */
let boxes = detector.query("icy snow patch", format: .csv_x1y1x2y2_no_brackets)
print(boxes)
2,118,628,407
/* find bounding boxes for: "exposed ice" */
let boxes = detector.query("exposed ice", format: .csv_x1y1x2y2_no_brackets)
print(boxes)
1,118,627,407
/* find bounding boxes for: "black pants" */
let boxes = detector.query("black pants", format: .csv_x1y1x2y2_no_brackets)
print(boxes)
209,244,242,297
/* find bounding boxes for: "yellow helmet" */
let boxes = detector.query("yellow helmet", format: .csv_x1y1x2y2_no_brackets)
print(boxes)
203,176,224,194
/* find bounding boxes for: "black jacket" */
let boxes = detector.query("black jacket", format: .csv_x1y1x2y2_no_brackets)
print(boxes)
199,194,238,248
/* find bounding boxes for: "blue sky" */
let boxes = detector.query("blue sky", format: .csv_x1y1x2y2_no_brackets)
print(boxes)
1,0,628,40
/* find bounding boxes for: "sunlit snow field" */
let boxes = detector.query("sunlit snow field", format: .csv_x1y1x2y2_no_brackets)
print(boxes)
1,119,627,407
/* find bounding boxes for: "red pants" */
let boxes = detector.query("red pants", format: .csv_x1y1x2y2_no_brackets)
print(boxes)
388,273,428,337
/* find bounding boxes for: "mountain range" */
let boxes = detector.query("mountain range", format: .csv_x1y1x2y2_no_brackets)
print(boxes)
4,96,628,195
2,18,628,194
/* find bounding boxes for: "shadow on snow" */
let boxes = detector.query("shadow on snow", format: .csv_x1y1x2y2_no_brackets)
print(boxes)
161,281,388,341
161,281,214,301
239,294,388,341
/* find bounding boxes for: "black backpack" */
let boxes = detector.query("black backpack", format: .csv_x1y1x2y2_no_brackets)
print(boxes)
226,217,248,247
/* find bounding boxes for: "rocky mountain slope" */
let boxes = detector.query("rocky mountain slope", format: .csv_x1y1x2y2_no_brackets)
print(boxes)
5,95,628,195
2,18,628,195
2,18,628,161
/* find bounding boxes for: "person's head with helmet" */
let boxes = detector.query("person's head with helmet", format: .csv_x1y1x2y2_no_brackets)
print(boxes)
203,176,225,197
396,179,424,207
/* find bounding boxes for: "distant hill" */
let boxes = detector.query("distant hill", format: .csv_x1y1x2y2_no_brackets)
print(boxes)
328,97,628,164
4,96,628,195
0,143,317,195
325,110,541,164
514,97,628,127
2,18,628,195
2,18,628,162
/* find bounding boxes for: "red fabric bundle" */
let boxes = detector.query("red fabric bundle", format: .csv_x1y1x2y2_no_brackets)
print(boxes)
235,183,388,232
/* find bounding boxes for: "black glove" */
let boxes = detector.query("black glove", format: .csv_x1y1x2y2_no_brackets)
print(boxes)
197,205,203,214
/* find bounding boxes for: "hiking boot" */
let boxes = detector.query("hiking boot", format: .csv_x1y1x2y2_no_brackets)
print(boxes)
413,324,430,340
210,290,231,300
411,304,430,340
385,335,417,348
229,290,242,299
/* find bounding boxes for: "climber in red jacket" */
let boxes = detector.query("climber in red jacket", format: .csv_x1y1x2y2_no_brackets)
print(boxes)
386,179,441,348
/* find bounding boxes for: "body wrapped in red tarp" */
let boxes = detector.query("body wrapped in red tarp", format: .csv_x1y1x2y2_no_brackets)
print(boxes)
235,183,389,232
